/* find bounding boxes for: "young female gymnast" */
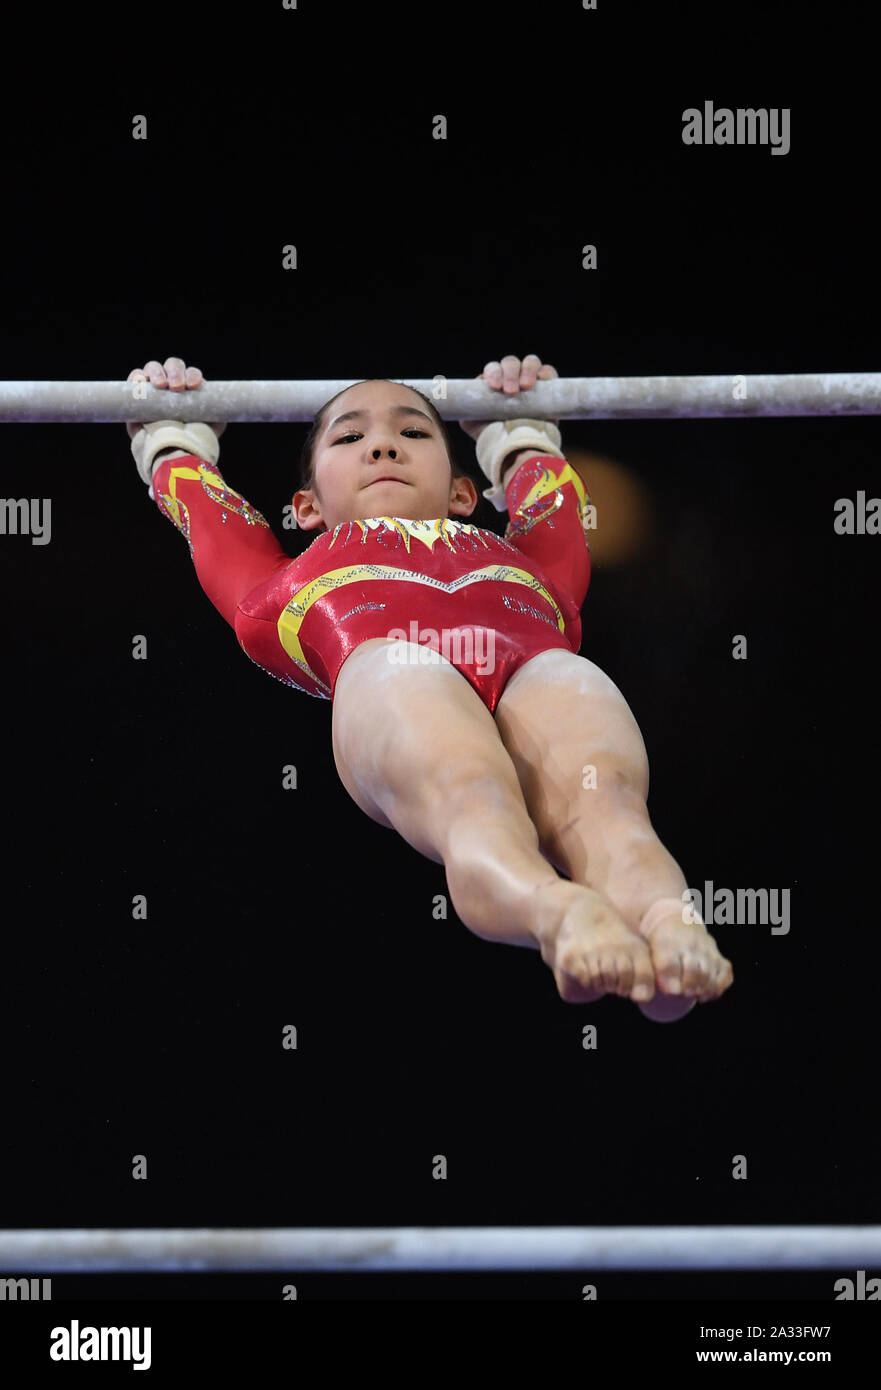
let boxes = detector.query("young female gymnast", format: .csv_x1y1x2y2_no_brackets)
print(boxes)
127,353,734,1023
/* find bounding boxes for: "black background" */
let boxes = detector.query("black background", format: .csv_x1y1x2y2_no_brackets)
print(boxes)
0,1,877,1301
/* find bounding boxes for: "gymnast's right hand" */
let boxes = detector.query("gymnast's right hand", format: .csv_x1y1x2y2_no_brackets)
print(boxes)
124,357,226,441
126,357,227,495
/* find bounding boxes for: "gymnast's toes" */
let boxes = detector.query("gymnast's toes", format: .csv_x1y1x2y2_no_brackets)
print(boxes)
638,903,734,1002
540,886,656,1004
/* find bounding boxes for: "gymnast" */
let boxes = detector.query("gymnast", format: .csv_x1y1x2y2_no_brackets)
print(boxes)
127,352,733,1023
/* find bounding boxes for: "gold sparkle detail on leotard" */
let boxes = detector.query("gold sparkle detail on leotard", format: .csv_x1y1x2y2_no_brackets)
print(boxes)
156,461,272,544
327,515,490,554
277,563,565,685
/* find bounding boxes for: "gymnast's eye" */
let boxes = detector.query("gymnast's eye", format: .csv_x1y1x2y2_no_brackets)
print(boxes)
334,430,429,444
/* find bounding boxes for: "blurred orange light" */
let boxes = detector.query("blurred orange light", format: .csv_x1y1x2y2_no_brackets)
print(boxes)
566,449,654,567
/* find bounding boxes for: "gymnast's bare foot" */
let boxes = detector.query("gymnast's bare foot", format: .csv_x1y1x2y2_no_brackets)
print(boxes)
533,882,657,1004
635,897,734,1022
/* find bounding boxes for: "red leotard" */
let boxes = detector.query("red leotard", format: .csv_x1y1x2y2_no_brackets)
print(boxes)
150,449,592,714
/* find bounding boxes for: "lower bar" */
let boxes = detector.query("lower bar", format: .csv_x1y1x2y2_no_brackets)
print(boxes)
0,373,880,422
0,1226,879,1272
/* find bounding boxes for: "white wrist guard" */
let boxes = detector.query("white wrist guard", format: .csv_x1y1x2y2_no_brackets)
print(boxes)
132,421,221,498
475,418,564,511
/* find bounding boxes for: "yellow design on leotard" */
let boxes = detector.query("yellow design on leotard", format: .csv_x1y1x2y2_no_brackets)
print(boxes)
157,461,272,534
277,562,565,688
327,515,488,553
507,461,591,538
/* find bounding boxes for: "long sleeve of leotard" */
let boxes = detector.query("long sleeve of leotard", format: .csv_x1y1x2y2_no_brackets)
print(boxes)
500,452,592,612
149,449,293,628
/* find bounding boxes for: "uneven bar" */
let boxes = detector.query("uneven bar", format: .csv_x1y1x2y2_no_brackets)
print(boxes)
0,1226,879,1272
0,373,880,423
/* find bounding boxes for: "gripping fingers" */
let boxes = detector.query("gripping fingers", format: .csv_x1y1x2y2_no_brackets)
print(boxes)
482,354,559,394
163,357,203,390
127,359,203,389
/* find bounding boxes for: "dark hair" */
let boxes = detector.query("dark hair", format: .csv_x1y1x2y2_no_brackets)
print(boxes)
295,378,471,495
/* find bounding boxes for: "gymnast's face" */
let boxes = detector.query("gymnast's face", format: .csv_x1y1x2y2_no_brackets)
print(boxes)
292,380,479,532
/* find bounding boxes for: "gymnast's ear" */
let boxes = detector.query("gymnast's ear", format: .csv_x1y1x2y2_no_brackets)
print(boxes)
291,488,327,532
448,473,479,518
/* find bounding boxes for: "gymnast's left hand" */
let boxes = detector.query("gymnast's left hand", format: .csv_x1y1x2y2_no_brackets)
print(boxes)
458,354,559,442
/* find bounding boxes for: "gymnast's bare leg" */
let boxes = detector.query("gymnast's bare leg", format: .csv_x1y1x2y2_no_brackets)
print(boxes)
493,647,734,1021
331,637,658,1006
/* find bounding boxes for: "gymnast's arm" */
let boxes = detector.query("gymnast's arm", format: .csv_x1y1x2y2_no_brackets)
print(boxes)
149,445,293,630
497,447,592,610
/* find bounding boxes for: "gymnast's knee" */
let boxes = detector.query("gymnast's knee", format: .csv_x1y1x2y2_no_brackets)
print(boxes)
555,764,652,843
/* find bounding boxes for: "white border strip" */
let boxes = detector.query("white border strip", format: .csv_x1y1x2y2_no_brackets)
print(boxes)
0,1226,879,1272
